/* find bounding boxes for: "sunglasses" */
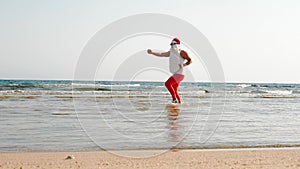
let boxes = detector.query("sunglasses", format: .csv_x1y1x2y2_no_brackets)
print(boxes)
170,42,178,45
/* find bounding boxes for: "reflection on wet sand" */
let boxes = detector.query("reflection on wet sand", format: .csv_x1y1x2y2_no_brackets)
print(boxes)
166,104,183,152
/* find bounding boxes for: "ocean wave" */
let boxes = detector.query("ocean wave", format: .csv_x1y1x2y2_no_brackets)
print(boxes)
0,95,40,99
255,95,296,98
247,90,293,95
71,83,142,92
0,83,72,91
73,87,112,91
72,83,141,87
234,83,296,89
222,90,299,98
251,90,295,98
237,84,252,88
263,90,293,95
51,111,74,116
100,84,141,87
0,83,40,90
0,88,295,99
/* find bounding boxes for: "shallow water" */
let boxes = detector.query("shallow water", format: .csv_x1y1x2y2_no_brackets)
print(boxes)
1,80,300,152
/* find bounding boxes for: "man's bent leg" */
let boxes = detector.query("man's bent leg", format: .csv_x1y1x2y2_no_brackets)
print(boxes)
172,74,185,103
165,76,177,101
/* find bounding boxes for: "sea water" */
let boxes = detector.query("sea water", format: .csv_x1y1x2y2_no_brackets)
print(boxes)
1,80,300,152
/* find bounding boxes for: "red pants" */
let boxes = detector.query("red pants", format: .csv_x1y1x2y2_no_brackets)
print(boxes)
165,74,184,103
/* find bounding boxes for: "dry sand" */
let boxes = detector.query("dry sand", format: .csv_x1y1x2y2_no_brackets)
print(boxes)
1,149,300,169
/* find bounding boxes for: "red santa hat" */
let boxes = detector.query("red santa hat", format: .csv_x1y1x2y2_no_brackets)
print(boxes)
170,37,180,45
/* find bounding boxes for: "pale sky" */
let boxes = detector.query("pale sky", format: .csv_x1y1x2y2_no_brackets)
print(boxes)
1,0,300,83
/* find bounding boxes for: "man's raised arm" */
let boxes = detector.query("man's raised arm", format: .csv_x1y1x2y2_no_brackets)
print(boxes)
147,49,170,57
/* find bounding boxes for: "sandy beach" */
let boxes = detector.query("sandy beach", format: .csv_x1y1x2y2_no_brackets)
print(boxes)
1,149,300,169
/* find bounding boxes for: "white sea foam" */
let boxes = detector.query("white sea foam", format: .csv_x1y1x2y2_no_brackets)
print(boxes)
99,84,141,87
72,83,140,87
264,90,293,95
256,90,295,98
237,84,252,88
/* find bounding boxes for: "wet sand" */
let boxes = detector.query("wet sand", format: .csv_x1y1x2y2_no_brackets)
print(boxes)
1,149,300,169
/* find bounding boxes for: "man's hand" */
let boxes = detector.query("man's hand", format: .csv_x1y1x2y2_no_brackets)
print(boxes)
147,49,152,54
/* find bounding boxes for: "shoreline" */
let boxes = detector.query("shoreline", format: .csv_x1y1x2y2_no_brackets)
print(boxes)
2,144,300,153
1,148,300,168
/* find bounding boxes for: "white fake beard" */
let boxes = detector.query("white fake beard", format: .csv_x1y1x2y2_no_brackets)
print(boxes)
171,44,181,53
